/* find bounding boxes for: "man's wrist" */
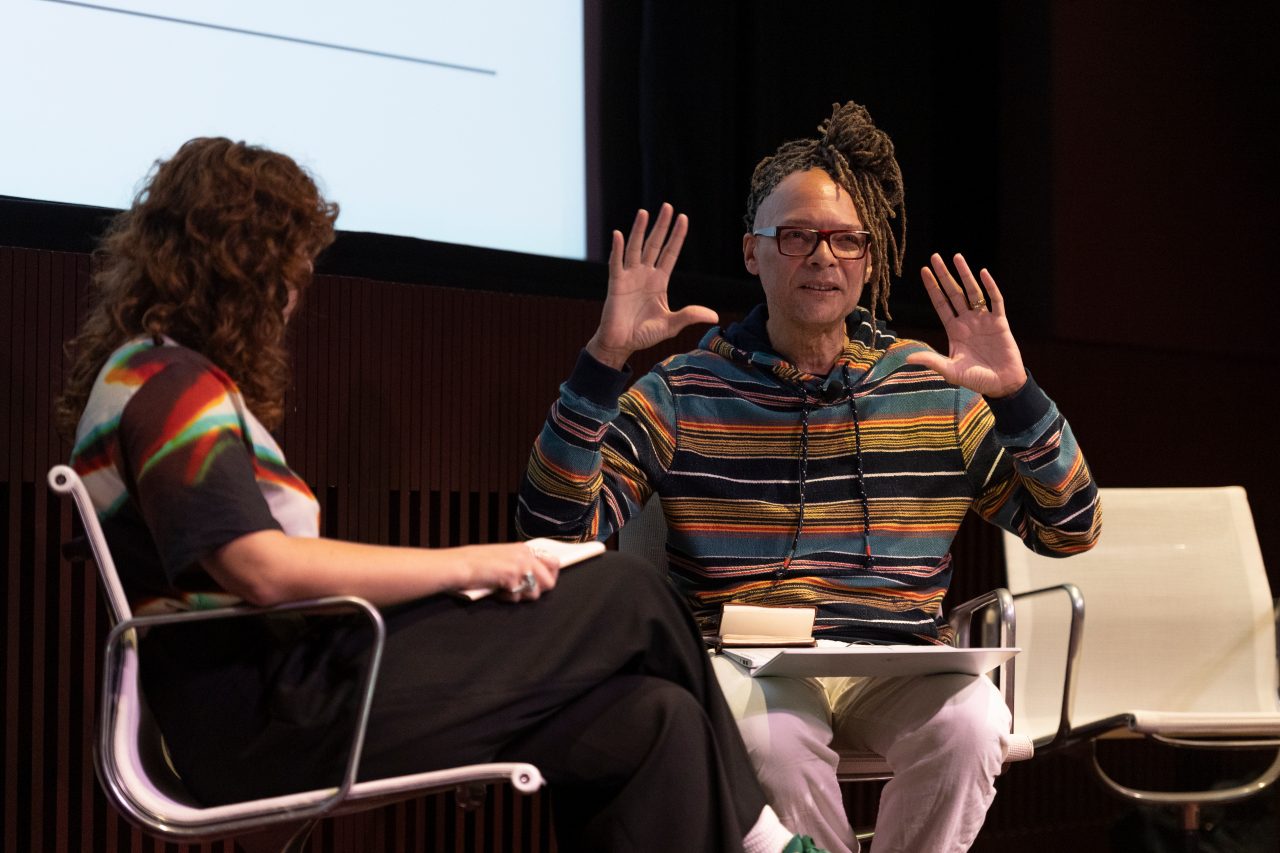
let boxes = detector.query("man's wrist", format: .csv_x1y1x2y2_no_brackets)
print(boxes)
985,372,1051,436
585,336,631,371
986,368,1029,400
566,348,632,407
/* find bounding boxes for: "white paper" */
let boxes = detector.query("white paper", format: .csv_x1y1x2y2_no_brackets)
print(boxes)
455,539,605,601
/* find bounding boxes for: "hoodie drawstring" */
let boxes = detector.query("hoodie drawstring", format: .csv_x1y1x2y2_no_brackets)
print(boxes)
843,365,874,568
780,399,811,577
778,367,874,578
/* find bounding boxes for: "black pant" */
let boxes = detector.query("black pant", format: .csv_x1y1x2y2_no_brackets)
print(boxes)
142,553,765,852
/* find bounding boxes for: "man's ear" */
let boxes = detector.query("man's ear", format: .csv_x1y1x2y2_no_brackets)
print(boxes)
743,232,759,275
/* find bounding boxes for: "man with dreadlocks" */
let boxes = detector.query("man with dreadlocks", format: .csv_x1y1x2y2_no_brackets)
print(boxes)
518,101,1100,852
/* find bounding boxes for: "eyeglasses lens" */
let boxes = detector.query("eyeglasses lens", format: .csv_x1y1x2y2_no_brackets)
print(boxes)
777,229,867,259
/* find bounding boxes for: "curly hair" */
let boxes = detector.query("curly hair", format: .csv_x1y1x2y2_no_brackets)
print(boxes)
745,101,906,335
56,137,338,437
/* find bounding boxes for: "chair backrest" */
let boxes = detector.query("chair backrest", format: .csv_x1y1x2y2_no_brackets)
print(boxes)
48,465,132,624
101,633,341,828
50,464,348,834
1004,487,1278,741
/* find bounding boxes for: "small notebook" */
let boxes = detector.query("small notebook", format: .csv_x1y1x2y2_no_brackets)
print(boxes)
455,538,606,601
718,604,817,647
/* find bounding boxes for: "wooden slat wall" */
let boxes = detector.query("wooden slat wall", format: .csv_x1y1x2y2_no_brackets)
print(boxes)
4,245,1277,852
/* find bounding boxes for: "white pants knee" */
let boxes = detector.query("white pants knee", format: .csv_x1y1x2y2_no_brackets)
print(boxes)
830,672,1012,853
712,655,1012,853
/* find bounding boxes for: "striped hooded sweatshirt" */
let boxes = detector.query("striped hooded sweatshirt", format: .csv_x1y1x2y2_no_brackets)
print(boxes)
518,305,1100,644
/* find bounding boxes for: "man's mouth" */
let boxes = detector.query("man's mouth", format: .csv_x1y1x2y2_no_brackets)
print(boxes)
800,283,840,292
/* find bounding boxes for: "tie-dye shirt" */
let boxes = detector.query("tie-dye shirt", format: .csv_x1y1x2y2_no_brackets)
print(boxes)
71,336,319,612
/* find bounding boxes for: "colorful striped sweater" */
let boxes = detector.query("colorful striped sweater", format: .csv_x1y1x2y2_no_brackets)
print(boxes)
517,305,1101,643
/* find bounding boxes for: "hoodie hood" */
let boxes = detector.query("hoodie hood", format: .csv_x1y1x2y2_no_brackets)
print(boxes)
698,304,897,399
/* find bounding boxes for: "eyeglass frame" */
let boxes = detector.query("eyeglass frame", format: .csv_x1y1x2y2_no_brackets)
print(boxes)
751,225,872,260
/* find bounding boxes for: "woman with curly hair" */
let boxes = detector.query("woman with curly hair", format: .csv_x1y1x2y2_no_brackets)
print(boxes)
59,137,825,853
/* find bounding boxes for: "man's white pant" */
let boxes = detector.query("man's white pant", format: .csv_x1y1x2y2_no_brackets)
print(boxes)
711,654,1013,853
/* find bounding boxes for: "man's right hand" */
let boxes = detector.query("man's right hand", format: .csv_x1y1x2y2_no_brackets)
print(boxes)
585,203,718,369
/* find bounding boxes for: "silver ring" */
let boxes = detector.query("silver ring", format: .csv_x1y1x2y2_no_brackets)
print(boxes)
513,571,537,595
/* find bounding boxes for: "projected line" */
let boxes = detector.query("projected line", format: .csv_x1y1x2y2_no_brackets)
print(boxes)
39,0,497,75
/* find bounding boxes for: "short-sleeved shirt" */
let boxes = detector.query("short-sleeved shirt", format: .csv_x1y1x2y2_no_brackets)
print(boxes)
71,336,319,612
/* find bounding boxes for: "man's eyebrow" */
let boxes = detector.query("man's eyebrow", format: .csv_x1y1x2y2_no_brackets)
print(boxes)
777,221,864,230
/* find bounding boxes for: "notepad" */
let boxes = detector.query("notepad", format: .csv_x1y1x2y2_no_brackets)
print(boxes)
720,645,1020,678
455,538,606,601
718,604,817,647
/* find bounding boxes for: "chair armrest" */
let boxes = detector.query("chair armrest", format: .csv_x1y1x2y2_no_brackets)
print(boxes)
948,588,1017,724
1011,582,1085,752
948,587,1015,649
100,596,386,837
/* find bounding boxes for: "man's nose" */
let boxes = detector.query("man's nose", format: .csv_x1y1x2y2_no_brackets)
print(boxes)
807,235,838,264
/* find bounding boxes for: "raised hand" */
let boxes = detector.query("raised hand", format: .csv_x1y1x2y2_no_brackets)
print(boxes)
586,203,719,369
905,253,1028,398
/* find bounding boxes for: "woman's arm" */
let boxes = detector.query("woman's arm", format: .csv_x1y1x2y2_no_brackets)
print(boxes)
204,532,560,607
107,352,559,609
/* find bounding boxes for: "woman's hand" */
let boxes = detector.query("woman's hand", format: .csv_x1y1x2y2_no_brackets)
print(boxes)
450,542,561,602
906,253,1028,398
585,203,718,369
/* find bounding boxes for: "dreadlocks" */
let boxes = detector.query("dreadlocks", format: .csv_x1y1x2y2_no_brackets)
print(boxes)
745,101,906,334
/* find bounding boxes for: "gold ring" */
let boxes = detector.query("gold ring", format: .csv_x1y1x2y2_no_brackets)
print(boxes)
969,297,987,310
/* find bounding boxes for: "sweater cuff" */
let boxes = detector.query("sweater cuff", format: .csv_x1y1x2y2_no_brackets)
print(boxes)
565,348,633,408
985,372,1051,436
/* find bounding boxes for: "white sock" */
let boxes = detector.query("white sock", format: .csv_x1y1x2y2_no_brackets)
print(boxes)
742,805,796,853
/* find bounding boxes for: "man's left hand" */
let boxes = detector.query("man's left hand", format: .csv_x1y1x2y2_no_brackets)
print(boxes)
905,253,1028,398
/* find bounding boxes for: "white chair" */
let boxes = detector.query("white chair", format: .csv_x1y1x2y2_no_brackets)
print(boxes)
49,465,543,853
617,496,1033,789
1005,486,1280,836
